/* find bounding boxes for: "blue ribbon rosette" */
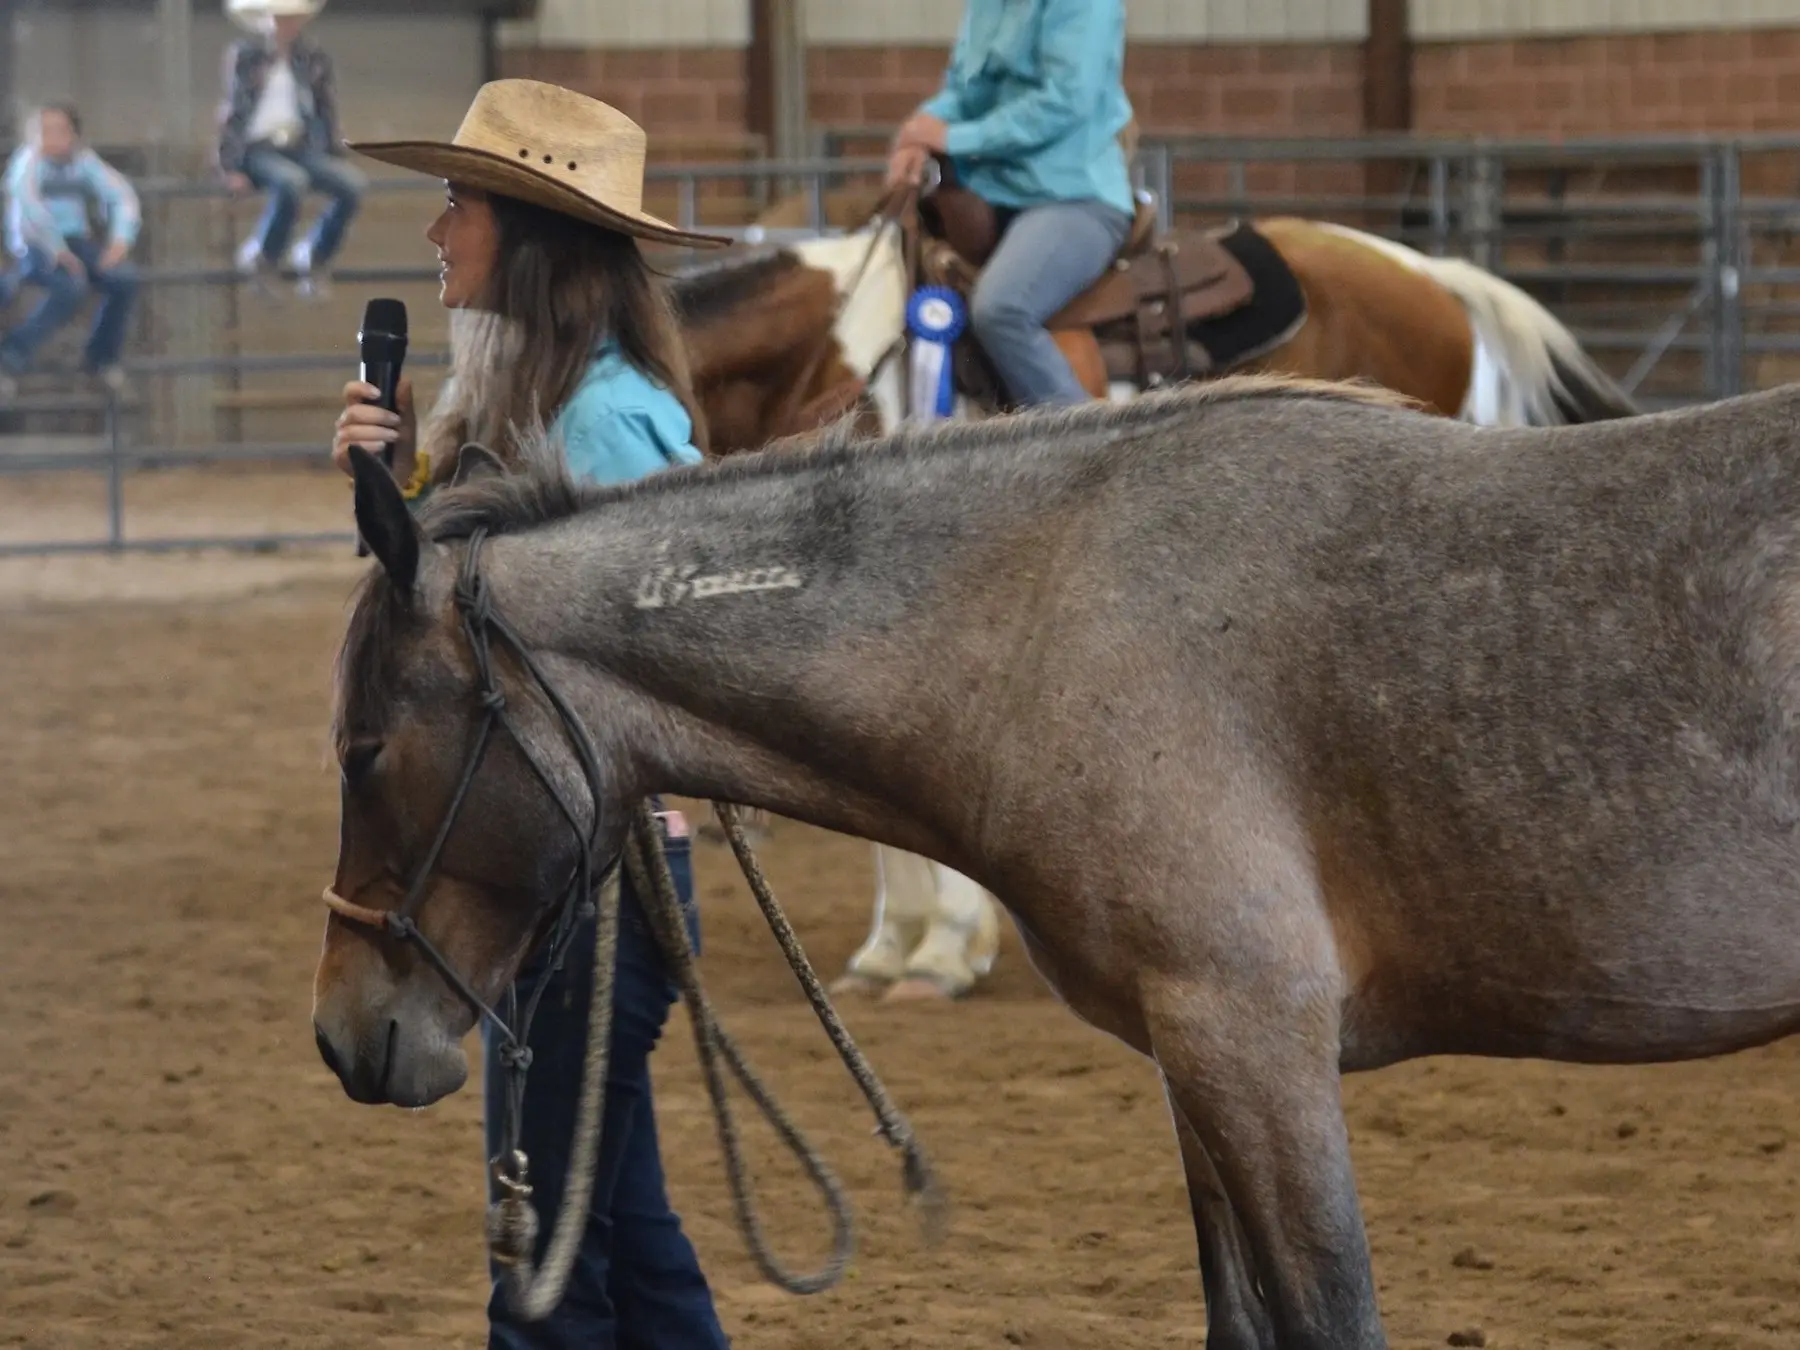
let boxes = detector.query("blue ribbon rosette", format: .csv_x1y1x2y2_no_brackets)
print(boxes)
905,285,967,422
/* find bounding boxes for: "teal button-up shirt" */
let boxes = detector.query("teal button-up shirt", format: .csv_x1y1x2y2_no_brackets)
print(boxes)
552,343,703,486
921,0,1135,217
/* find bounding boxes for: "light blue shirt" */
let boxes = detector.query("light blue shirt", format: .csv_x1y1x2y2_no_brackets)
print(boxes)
920,0,1134,217
551,343,704,486
3,145,142,259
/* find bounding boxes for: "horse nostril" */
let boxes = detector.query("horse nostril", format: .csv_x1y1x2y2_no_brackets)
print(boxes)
314,1023,345,1080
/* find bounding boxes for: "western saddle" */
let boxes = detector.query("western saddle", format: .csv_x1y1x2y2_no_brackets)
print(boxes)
913,158,1285,402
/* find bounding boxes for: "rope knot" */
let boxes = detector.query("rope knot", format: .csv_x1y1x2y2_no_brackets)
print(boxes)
479,686,508,714
383,912,418,941
486,1193,539,1268
498,1042,534,1072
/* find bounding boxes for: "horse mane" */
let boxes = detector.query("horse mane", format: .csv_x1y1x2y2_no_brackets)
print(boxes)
668,247,806,330
423,372,1416,546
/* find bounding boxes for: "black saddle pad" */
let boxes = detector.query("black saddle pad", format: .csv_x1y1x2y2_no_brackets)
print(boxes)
1187,220,1308,372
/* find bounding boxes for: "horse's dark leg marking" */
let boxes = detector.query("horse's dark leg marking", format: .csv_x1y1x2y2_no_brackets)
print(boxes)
1150,981,1386,1349
1164,1081,1276,1350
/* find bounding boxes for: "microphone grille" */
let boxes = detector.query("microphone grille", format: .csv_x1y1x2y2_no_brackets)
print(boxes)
361,297,408,338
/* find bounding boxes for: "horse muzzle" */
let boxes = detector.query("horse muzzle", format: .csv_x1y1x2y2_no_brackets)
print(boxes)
312,928,472,1108
312,996,469,1108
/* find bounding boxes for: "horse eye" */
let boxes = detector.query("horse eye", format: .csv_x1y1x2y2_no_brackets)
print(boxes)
342,740,384,784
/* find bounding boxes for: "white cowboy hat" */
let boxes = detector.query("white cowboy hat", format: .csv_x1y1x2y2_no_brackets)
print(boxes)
348,80,731,250
226,0,324,26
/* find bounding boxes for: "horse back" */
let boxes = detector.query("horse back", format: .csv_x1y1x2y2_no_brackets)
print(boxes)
1246,217,1473,417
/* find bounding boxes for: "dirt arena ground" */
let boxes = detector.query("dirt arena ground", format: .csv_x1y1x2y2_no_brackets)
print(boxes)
4,467,1800,1349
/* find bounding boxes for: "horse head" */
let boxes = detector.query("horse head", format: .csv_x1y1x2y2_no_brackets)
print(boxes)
312,442,629,1108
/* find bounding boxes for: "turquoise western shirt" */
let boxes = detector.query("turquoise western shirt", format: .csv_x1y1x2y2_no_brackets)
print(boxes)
552,343,703,486
920,0,1134,217
408,344,700,508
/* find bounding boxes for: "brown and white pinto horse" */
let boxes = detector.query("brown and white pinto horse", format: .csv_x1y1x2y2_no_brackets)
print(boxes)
672,198,1639,1003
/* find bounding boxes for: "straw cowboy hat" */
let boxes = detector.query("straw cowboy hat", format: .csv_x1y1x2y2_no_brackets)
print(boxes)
348,80,731,250
226,0,324,27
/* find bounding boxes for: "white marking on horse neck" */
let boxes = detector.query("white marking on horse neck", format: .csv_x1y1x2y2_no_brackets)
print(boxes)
634,542,804,610
792,225,910,380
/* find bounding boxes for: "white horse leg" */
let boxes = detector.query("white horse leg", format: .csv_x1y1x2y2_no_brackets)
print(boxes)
882,861,1004,1002
831,843,932,995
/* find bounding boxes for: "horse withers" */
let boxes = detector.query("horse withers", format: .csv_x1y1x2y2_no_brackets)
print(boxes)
315,376,1800,1348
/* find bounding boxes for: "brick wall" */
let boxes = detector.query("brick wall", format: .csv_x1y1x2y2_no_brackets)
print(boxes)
503,29,1800,145
497,46,751,147
803,42,1366,137
499,31,1800,213
1413,29,1800,136
805,41,1370,204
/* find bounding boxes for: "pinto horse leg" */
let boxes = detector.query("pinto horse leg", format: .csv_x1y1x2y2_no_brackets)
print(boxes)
1149,984,1385,1349
830,843,926,996
1164,1081,1276,1350
883,862,1002,1002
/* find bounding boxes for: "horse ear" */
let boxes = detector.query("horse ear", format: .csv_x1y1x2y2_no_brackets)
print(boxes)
348,445,420,591
449,441,507,488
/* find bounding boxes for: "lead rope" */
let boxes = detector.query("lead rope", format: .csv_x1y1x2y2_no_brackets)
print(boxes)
486,865,621,1319
624,801,948,1290
487,801,946,1316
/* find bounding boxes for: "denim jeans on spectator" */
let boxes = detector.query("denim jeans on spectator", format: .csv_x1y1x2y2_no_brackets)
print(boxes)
242,144,365,269
0,237,137,376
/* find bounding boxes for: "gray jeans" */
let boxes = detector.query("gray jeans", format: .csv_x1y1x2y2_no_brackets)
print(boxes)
970,198,1133,407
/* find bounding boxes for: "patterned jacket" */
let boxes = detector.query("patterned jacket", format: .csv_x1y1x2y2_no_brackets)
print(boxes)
215,37,344,175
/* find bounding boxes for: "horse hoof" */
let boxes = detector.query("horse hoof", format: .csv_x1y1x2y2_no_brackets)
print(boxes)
828,971,890,999
881,975,964,1004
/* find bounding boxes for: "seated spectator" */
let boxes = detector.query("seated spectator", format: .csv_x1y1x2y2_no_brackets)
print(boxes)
0,101,140,398
217,0,363,300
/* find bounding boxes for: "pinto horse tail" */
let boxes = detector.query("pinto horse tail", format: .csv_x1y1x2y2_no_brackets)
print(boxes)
1413,254,1640,426
1308,221,1638,426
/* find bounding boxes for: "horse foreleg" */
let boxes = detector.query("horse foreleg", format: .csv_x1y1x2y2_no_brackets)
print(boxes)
1148,974,1386,1349
830,843,929,996
882,861,1002,1003
1164,1081,1276,1350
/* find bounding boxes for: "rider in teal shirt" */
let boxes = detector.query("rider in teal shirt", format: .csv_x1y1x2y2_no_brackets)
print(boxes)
891,0,1136,409
919,0,1134,219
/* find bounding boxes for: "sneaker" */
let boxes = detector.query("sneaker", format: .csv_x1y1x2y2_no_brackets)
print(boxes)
287,241,330,302
236,237,282,299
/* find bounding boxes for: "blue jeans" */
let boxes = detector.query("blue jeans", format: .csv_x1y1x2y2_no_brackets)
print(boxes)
0,237,137,374
970,199,1133,407
484,823,729,1350
243,145,365,267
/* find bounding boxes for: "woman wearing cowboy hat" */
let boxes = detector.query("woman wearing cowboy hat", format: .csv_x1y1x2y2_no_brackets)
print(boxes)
328,80,733,1350
217,0,364,299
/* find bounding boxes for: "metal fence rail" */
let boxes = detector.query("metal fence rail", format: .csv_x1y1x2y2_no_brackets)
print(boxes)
8,134,1800,557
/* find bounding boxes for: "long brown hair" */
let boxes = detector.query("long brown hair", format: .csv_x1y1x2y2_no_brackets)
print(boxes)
421,189,707,484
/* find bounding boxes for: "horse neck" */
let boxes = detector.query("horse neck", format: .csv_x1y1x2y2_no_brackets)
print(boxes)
478,430,1062,863
790,225,911,383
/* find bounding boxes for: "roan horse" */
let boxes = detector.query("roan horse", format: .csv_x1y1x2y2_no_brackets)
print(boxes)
318,374,1800,1348
702,193,1642,1004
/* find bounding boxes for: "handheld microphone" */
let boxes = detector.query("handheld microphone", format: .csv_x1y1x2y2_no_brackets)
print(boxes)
358,297,409,468
354,298,408,558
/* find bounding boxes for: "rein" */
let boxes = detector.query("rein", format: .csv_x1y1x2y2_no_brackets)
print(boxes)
766,181,920,443
323,527,944,1319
